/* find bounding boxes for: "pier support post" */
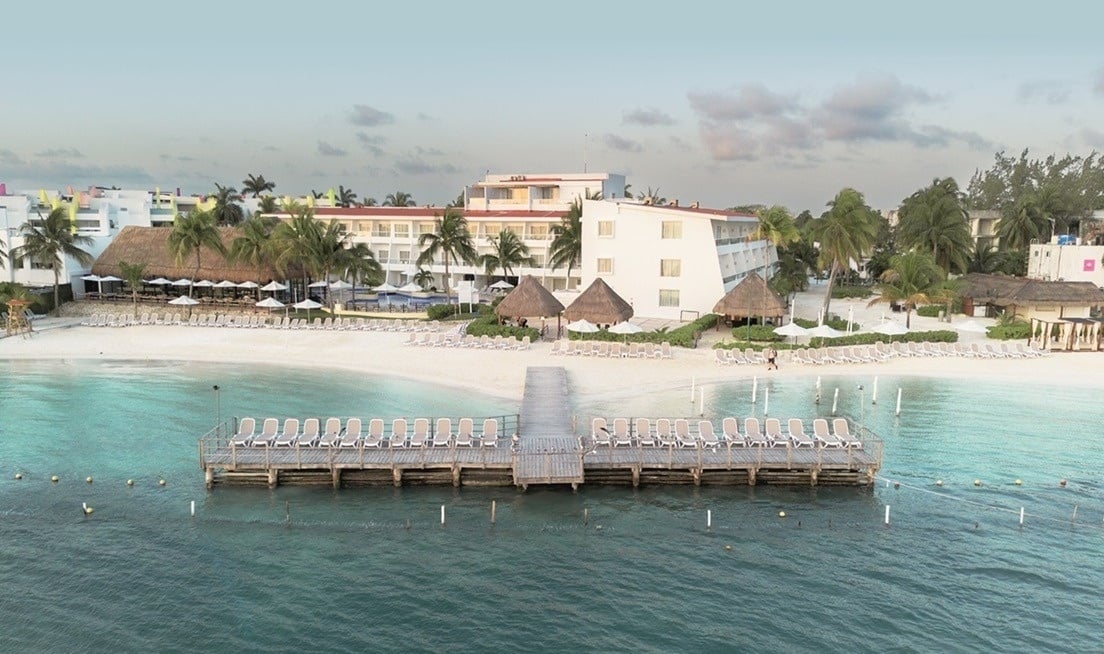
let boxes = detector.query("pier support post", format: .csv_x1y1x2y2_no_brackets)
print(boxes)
267,469,277,489
331,468,341,490
810,469,819,487
747,467,757,486
392,468,402,488
204,467,214,490
632,467,640,488
452,466,461,488
692,468,701,487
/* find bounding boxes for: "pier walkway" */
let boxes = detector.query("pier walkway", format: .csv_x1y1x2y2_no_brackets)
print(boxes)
514,367,583,488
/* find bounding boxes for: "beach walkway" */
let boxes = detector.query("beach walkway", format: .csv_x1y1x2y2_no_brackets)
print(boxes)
514,366,584,489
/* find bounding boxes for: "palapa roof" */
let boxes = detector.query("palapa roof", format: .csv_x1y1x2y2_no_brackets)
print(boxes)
563,278,633,324
92,225,277,283
962,273,1104,306
494,275,564,318
712,272,786,319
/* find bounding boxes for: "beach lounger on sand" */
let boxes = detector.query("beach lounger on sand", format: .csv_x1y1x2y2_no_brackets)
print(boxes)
297,418,320,447
612,418,632,447
811,418,842,448
390,418,408,448
433,417,453,447
455,418,474,447
675,418,697,448
339,418,363,447
409,418,430,447
252,418,279,446
635,418,655,447
231,418,255,447
787,418,816,448
591,417,611,446
318,417,342,447
479,419,499,447
698,420,720,449
722,417,744,446
764,418,787,447
274,418,300,447
832,418,862,449
744,417,769,447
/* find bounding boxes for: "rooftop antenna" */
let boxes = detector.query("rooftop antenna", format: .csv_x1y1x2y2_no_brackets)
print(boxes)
583,132,588,173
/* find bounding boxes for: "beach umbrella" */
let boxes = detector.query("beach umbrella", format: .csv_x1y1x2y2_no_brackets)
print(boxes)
308,280,330,288
293,298,323,322
807,324,844,338
256,297,285,308
566,319,599,333
374,282,399,293
147,277,172,285
489,280,514,290
193,280,215,288
774,321,809,346
237,281,259,289
168,294,200,318
328,280,352,290
171,278,192,287
608,321,643,335
81,274,105,295
398,282,421,293
260,281,287,292
872,320,908,336
213,280,238,288
953,319,989,334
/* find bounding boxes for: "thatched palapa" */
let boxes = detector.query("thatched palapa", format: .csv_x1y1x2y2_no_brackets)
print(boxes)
494,276,564,321
712,272,785,322
563,278,633,325
961,273,1104,307
92,226,277,283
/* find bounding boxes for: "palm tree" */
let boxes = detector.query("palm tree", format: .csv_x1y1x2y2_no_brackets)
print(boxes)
0,233,7,270
118,260,146,319
481,228,536,279
968,243,1004,273
271,204,322,300
211,184,244,226
897,178,973,273
337,185,357,208
416,208,477,301
241,173,275,198
311,221,354,307
256,196,280,214
341,242,383,304
447,192,465,208
548,197,584,287
383,191,416,207
809,188,879,320
230,216,278,298
867,250,943,328
167,209,226,297
636,186,666,205
754,205,800,250
12,208,94,315
997,193,1048,250
413,268,435,291
360,197,379,207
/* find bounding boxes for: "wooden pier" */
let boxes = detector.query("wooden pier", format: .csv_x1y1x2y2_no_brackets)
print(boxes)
199,367,882,489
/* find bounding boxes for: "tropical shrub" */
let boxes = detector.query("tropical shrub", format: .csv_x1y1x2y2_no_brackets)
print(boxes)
464,313,539,341
426,303,459,320
830,285,873,299
793,316,859,331
809,329,958,347
730,324,783,342
567,313,717,348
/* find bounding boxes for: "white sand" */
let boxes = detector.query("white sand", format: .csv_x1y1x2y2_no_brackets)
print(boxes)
2,317,1101,405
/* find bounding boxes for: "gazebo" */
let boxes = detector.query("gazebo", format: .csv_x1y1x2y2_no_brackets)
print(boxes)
712,272,785,329
563,278,633,327
494,276,564,333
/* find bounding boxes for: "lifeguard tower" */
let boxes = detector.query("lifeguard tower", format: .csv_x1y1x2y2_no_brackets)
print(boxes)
5,298,33,336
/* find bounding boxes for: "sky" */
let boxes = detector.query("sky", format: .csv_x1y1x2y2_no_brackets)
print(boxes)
2,0,1104,212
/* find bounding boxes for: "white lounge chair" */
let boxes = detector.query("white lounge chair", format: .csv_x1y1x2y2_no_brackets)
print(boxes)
389,419,408,448
479,418,499,447
455,418,474,447
722,417,744,446
611,418,632,447
340,418,363,447
297,418,320,447
832,418,862,449
252,418,279,447
591,417,611,446
698,420,720,449
655,418,676,448
764,418,787,447
786,418,816,448
433,417,453,447
811,418,843,448
744,417,769,447
318,417,342,447
715,349,732,366
635,418,655,447
274,418,300,447
409,418,430,447
231,417,255,447
675,418,697,448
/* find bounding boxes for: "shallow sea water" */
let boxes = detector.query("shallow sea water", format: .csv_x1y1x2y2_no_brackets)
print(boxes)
0,360,1101,652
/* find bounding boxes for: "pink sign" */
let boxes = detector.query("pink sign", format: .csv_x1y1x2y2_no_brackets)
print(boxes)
1084,259,1096,272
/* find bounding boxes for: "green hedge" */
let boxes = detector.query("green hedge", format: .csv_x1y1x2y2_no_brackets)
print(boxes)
425,303,458,320
987,322,1031,340
794,316,859,331
464,313,539,341
915,305,941,318
831,285,873,299
715,341,798,351
568,313,718,348
809,329,959,347
730,324,783,342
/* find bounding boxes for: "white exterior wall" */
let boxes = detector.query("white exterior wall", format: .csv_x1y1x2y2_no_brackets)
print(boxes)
1028,243,1104,286
579,200,770,321
465,172,625,212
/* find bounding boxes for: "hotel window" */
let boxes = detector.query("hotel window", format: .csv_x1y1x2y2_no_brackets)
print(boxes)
527,224,548,240
596,258,613,275
373,224,390,237
658,289,680,307
597,221,615,237
398,250,411,263
661,221,682,239
356,221,370,233
660,259,681,277
393,224,410,238
530,253,545,267
376,249,388,263
416,222,434,236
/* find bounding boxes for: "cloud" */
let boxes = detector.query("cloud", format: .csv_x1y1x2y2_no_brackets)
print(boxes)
263,145,280,152
349,104,394,127
417,112,433,121
698,124,759,161
159,154,195,162
0,160,153,187
317,141,348,157
1096,68,1104,95
1017,79,1071,104
0,149,24,165
688,84,798,121
1081,127,1104,149
34,147,83,158
622,107,675,126
414,146,445,156
603,133,643,153
813,74,932,142
913,125,995,150
355,131,386,156
393,158,460,175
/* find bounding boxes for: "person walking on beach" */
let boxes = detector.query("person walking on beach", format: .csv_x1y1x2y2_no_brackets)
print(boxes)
765,345,778,371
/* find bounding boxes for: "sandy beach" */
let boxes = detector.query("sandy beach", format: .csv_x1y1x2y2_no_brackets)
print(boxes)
2,311,1101,403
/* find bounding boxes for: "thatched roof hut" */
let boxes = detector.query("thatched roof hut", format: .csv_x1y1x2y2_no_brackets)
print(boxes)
962,273,1104,308
494,276,564,321
712,272,785,322
92,226,277,283
563,278,633,325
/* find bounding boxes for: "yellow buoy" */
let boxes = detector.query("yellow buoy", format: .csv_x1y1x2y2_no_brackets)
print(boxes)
1014,479,1022,486
158,479,166,486
935,480,943,487
51,475,59,483
126,479,134,486
973,479,981,487
778,511,786,518
86,476,93,484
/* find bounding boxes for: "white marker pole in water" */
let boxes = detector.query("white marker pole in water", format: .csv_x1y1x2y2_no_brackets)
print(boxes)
752,376,758,403
690,376,696,403
872,377,879,405
190,500,195,517
1019,507,1024,526
896,388,903,416
884,505,890,526
831,388,839,415
764,387,770,416
707,509,712,530
440,505,446,526
699,387,705,417
815,376,822,404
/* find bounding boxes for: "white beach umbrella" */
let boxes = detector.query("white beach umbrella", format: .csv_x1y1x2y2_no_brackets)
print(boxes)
328,280,352,290
147,277,173,285
256,297,285,308
81,274,103,282
489,280,514,290
953,319,989,334
307,280,330,288
567,319,600,333
213,280,238,288
293,298,323,322
237,281,259,289
773,322,809,337
193,279,216,288
872,320,908,336
259,281,286,292
608,321,644,335
374,282,399,293
171,278,192,287
168,295,200,306
398,282,421,293
808,324,844,338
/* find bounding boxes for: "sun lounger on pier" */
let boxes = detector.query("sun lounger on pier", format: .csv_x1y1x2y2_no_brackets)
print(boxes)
409,418,430,447
318,417,342,447
764,418,787,447
831,418,862,449
274,418,300,447
675,418,697,448
297,418,320,447
455,418,474,447
744,417,769,447
433,417,453,447
811,418,843,448
698,420,720,449
655,418,676,447
479,418,499,447
722,417,744,446
389,419,408,447
612,417,632,447
231,418,255,447
635,418,656,447
338,418,363,447
786,418,816,448
591,417,611,446
251,418,279,446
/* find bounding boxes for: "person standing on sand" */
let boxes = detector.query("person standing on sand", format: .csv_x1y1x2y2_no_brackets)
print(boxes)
765,345,778,370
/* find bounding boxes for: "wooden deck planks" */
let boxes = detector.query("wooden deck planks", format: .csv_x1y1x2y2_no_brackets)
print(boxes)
515,367,584,485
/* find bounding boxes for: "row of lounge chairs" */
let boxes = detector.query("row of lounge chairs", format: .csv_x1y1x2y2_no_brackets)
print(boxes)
551,340,673,359
231,417,502,449
589,416,861,450
713,348,767,365
403,332,530,349
80,312,440,332
788,341,1046,364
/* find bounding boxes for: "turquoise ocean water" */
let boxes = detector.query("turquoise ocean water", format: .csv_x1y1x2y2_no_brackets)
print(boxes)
0,359,1101,652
